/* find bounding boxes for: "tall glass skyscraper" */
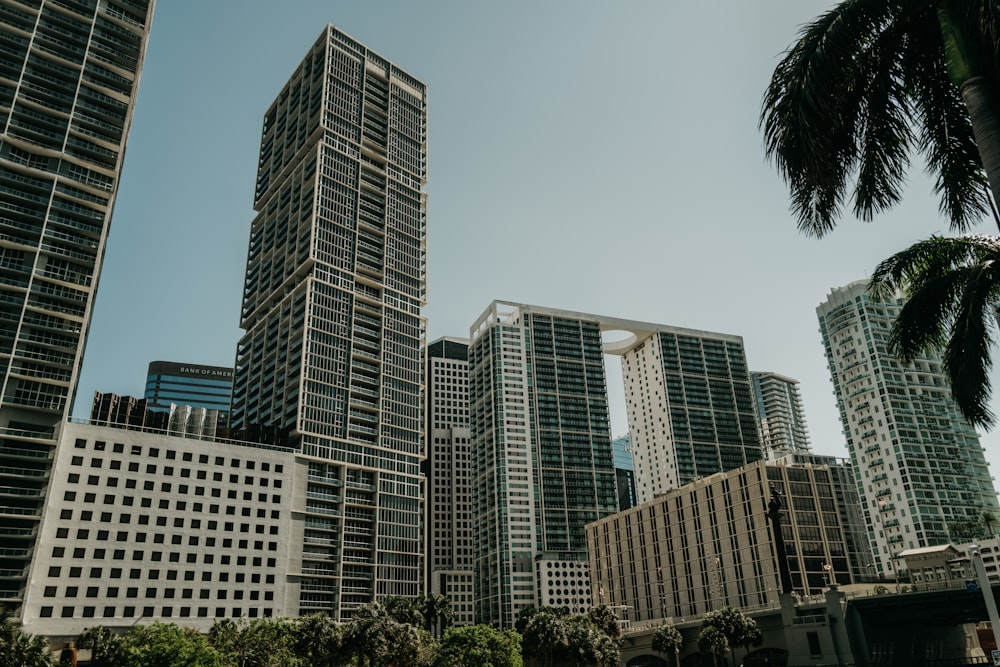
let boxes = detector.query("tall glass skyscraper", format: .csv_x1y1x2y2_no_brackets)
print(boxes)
0,0,154,612
619,326,763,501
818,280,999,578
229,26,427,618
470,302,619,628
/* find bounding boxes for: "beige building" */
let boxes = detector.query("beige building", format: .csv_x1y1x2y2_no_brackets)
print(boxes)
586,458,864,624
21,422,303,638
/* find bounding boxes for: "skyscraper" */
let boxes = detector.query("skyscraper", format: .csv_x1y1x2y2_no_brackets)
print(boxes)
0,0,154,612
470,302,618,628
612,434,637,511
618,325,762,502
750,371,811,458
229,26,427,618
817,280,999,578
425,337,474,626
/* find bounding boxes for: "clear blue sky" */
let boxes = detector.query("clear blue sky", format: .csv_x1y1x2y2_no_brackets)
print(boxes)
74,1,1000,478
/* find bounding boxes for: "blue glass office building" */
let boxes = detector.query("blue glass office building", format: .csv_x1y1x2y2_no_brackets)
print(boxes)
144,360,233,417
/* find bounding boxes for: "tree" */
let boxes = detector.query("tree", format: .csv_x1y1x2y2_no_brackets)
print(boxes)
417,593,454,638
0,607,54,667
701,607,761,667
386,622,436,667
294,613,348,666
563,615,616,667
114,623,223,667
384,596,425,628
761,0,1000,237
983,510,998,538
586,605,623,641
519,607,569,667
434,625,523,667
78,626,123,667
344,603,394,667
867,235,1000,426
697,626,729,667
209,617,300,667
762,1,1000,426
652,623,683,667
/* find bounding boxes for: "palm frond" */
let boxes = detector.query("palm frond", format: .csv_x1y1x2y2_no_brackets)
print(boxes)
944,262,1000,427
905,8,992,230
869,234,1000,427
852,15,914,220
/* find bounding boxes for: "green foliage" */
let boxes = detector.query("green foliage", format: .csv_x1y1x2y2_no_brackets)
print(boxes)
697,626,729,667
869,235,1000,427
416,594,454,638
342,601,437,667
701,607,762,667
761,0,1000,236
78,626,123,667
294,613,347,666
517,606,620,667
652,623,683,665
115,622,223,667
384,596,425,627
209,617,301,667
434,625,523,667
0,607,55,667
586,605,622,641
763,1,1000,428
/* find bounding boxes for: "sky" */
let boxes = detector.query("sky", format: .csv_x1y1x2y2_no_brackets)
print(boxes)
73,1,1000,477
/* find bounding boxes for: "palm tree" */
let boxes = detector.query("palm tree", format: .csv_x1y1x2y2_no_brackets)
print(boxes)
983,510,998,539
761,1,1000,237
697,626,729,667
417,593,453,638
763,1,1000,426
0,608,54,667
868,234,1000,426
652,623,683,667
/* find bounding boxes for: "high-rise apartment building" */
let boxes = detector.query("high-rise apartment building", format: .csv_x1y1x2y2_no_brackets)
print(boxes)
425,337,473,626
469,302,619,628
751,371,811,458
0,0,154,612
144,361,233,417
618,325,762,502
229,26,427,619
468,303,763,625
817,280,999,578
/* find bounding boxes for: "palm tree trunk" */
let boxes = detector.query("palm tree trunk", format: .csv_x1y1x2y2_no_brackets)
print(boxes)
962,76,1000,228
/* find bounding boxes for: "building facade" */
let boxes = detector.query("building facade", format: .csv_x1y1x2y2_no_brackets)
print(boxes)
773,452,875,583
586,458,862,624
20,421,302,638
144,361,233,418
0,0,154,612
817,280,999,578
469,302,619,628
617,324,763,502
751,371,811,458
424,337,474,626
612,434,637,511
228,26,427,619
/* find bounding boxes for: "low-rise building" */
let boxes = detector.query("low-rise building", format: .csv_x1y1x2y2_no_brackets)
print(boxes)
21,421,303,638
586,458,865,624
